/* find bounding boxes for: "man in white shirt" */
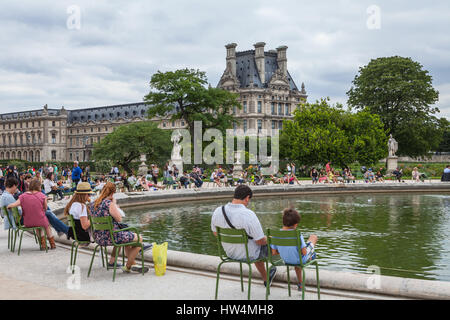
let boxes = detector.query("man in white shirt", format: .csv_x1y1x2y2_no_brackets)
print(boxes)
211,185,277,287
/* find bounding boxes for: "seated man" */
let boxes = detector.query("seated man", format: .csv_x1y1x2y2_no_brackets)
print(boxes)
392,168,403,182
211,185,277,288
178,171,191,189
270,208,317,291
189,170,203,188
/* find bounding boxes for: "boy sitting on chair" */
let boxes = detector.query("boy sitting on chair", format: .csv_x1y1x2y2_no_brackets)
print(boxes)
270,208,318,291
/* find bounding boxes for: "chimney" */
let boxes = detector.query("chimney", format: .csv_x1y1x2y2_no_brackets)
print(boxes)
276,45,288,77
254,42,266,84
225,43,238,77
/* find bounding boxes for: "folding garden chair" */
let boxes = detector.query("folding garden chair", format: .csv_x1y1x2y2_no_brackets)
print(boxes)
2,206,16,252
11,207,47,255
67,214,92,273
266,228,320,300
87,215,145,282
214,227,269,300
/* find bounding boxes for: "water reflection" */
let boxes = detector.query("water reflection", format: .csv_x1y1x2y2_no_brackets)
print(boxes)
123,193,450,281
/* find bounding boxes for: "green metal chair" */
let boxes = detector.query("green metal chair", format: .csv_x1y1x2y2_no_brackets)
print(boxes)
87,215,145,282
11,207,47,255
214,227,269,300
2,206,17,252
68,214,92,272
266,228,320,300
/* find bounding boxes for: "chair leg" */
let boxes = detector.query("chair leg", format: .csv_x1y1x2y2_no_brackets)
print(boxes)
104,246,109,268
70,241,76,267
112,254,119,282
18,230,26,256
302,268,306,300
215,262,224,300
12,229,18,252
316,263,321,300
73,244,79,272
33,230,38,244
100,246,105,267
141,245,145,276
247,263,252,300
122,246,125,266
88,245,99,277
7,229,10,250
287,266,291,297
43,229,48,253
265,265,271,300
239,262,244,292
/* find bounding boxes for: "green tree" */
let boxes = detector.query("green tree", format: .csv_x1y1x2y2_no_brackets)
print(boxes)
92,121,172,174
280,98,388,167
143,68,241,138
436,118,450,153
347,56,441,157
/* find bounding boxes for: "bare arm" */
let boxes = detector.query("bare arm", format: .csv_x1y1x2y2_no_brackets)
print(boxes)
109,201,122,223
255,236,267,246
80,216,91,230
7,199,20,209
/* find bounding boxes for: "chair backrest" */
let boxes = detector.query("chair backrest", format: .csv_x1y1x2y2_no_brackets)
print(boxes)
1,206,15,229
89,215,116,245
67,214,79,242
215,226,250,262
266,228,304,266
11,207,23,228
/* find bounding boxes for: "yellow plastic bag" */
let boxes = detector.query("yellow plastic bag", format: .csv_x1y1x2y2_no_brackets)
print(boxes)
152,242,168,276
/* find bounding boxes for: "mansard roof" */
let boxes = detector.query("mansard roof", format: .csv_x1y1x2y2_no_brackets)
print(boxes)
66,102,151,124
0,108,61,120
235,50,299,90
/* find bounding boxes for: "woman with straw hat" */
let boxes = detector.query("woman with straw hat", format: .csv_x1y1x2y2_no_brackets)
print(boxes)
65,182,95,242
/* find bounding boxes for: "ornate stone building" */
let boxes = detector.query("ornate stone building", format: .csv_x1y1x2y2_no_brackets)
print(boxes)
217,42,307,134
0,105,68,162
0,102,186,162
0,42,307,162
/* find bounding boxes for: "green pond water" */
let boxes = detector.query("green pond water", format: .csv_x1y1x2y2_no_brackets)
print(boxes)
122,193,450,281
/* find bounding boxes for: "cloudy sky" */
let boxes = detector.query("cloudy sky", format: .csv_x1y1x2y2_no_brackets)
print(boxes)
0,0,449,119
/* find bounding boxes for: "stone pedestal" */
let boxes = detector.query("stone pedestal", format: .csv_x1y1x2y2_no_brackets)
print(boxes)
386,156,398,173
138,154,149,176
233,151,244,179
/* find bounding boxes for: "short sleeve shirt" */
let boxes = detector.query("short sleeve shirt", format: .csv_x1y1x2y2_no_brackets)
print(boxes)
211,203,265,261
69,202,88,220
270,230,307,265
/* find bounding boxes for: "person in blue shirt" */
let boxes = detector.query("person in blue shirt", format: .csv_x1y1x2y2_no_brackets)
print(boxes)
71,161,83,188
270,208,318,291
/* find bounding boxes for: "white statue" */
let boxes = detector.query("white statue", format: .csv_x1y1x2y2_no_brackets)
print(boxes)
388,134,398,157
171,131,182,161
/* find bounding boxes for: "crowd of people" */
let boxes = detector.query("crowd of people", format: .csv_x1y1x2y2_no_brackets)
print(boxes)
1,162,450,199
0,170,151,273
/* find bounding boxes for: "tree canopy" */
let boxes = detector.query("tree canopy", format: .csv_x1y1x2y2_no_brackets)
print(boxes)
347,56,444,157
280,98,388,167
143,68,241,138
92,121,172,174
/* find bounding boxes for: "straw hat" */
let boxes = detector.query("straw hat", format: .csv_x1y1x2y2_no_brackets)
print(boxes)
75,182,95,194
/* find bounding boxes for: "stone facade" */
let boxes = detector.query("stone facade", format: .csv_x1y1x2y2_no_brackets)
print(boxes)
0,105,68,162
0,102,186,162
217,42,307,135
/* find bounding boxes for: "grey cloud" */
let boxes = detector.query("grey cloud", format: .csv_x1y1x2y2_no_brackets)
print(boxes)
0,0,448,119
